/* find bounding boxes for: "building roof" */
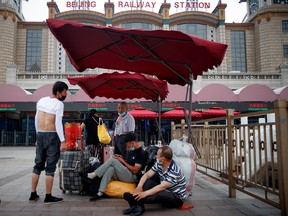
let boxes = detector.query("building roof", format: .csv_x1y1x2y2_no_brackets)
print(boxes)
0,84,31,102
197,84,237,102
234,84,278,102
274,86,288,101
0,83,286,103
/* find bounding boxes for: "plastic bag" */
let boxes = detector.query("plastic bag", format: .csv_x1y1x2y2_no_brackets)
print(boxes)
105,181,136,198
169,139,196,194
98,119,111,144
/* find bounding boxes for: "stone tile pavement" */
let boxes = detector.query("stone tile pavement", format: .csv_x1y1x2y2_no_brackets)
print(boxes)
0,147,281,216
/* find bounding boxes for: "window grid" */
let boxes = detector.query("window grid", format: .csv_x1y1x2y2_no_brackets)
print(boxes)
284,45,288,57
282,20,288,32
121,22,152,30
176,23,207,39
230,30,247,72
25,29,42,71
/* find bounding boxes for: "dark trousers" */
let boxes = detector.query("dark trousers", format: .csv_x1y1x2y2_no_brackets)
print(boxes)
114,135,127,159
130,178,183,208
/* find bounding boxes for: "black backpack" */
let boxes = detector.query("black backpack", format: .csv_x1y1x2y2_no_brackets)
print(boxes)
144,145,159,172
141,145,160,184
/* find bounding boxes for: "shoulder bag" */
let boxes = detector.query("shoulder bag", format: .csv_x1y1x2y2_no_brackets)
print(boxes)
98,118,112,145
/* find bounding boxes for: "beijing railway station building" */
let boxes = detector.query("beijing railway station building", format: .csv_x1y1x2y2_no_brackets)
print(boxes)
0,0,287,144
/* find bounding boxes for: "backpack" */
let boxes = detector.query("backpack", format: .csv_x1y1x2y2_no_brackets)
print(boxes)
144,145,159,172
142,145,160,184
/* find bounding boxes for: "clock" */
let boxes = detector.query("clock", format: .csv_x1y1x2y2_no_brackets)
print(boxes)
273,0,288,3
250,0,259,15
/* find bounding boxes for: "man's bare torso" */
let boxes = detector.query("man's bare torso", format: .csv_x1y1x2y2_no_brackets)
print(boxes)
37,111,56,131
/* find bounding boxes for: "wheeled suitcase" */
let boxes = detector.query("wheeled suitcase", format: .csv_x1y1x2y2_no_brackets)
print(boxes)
103,146,114,162
58,150,90,194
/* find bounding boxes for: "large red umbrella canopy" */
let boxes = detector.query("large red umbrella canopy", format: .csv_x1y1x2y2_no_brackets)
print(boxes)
202,107,240,118
161,107,202,119
67,71,168,102
47,19,228,86
128,107,158,119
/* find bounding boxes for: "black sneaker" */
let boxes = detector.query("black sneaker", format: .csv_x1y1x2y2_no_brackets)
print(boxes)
78,172,92,184
44,196,63,204
131,205,145,216
122,207,132,215
29,193,39,203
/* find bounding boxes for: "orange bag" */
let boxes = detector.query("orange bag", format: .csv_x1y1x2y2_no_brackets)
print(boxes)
105,181,136,198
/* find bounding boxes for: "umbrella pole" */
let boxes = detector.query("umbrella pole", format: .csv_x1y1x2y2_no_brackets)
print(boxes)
187,79,201,158
157,96,162,144
187,80,193,143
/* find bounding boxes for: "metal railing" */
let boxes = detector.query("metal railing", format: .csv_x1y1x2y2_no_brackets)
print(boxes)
0,130,36,146
170,99,288,216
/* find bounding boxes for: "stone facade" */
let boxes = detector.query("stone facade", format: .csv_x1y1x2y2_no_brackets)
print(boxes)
0,0,287,91
0,10,18,84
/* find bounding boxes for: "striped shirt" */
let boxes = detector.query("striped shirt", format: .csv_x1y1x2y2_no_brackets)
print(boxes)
152,160,187,200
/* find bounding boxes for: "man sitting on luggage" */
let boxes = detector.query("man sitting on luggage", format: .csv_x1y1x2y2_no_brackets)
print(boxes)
122,146,187,216
78,132,147,201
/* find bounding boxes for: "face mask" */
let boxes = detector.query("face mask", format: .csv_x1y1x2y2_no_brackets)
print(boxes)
156,158,162,165
58,95,66,101
129,147,135,151
118,112,127,117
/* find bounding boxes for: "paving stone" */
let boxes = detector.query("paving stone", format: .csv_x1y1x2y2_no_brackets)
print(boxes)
0,147,282,216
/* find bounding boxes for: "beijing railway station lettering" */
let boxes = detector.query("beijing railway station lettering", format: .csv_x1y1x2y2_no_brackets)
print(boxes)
66,1,211,10
67,1,97,7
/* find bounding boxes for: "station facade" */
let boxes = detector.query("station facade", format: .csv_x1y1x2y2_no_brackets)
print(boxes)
0,0,287,143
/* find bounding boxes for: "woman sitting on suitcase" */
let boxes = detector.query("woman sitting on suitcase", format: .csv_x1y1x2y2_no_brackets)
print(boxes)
78,132,147,201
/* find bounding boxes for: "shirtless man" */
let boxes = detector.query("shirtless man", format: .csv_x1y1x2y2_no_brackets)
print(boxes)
29,81,68,204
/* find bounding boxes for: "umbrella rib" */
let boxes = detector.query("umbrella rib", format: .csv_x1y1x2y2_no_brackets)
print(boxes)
77,30,132,63
104,30,133,60
126,79,162,101
88,78,160,102
102,30,165,64
86,79,113,97
109,34,191,83
131,37,190,83
75,29,190,84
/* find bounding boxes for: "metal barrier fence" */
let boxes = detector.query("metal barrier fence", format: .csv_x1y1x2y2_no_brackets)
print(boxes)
170,99,288,216
0,130,36,146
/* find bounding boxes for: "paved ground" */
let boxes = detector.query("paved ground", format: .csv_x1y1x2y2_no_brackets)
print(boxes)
0,146,282,216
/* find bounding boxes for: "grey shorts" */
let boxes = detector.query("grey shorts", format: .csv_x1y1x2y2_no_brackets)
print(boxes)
33,132,60,177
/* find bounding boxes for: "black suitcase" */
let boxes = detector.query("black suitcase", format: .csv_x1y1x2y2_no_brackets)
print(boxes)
58,150,90,194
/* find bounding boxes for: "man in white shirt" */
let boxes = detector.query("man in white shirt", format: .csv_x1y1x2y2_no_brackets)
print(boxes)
113,102,135,159
29,81,68,204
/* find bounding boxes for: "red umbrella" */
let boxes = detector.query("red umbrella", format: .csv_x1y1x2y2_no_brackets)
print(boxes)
46,19,228,86
202,107,240,118
47,19,227,157
67,71,168,102
128,107,158,120
161,107,202,119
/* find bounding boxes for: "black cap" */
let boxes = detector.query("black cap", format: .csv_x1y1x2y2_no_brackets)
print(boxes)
124,133,137,143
